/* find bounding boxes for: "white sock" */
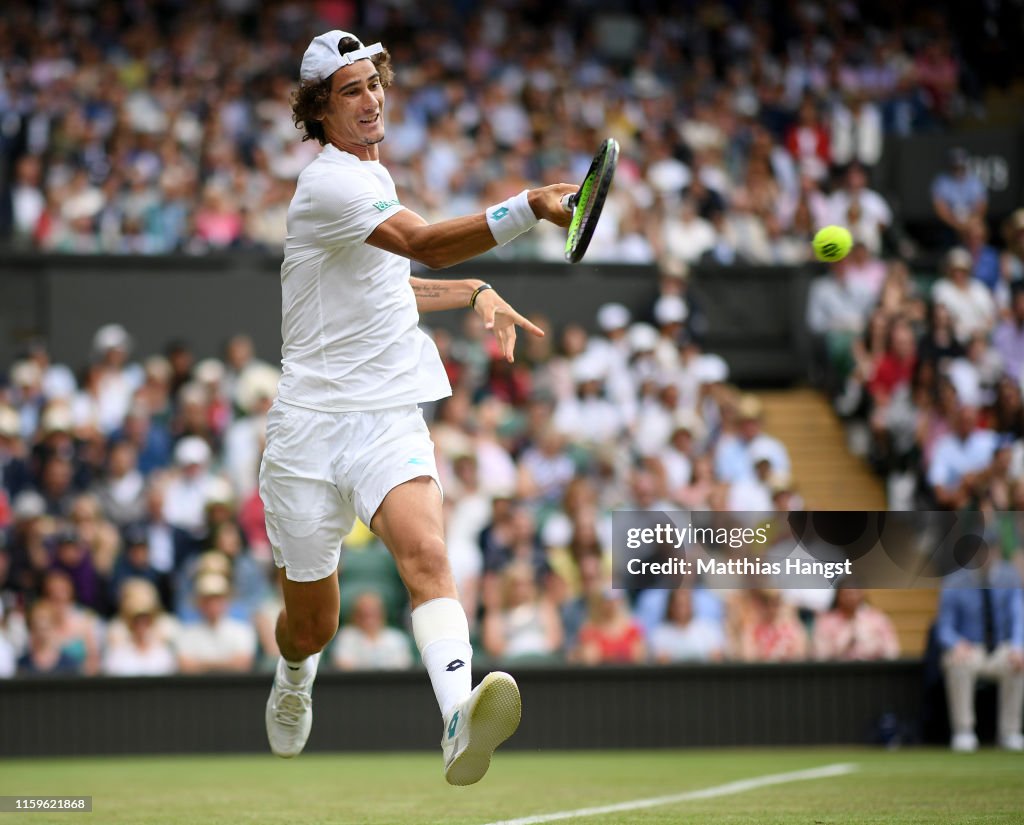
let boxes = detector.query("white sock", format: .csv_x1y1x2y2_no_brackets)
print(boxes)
412,598,473,718
279,652,319,686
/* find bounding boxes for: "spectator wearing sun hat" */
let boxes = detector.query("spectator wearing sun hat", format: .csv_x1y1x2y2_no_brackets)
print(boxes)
714,394,791,484
102,578,178,676
176,570,256,674
933,247,997,345
661,409,705,496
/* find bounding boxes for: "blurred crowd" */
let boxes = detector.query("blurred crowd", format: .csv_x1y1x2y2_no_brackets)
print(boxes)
0,290,902,676
806,147,1024,512
0,0,1014,261
5,0,1023,678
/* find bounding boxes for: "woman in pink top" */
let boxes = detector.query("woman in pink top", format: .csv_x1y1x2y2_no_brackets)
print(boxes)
813,587,900,661
730,589,808,662
194,185,243,248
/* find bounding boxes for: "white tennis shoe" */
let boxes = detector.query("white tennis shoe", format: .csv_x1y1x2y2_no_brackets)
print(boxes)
266,653,319,758
1000,733,1024,752
950,732,979,753
442,671,522,785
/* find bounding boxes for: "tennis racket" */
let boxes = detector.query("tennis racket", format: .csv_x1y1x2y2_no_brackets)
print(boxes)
561,138,620,264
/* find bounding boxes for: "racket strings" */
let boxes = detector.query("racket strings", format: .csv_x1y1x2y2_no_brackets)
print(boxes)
565,139,619,263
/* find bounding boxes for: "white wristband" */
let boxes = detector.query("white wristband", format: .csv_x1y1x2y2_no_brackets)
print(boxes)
485,190,539,246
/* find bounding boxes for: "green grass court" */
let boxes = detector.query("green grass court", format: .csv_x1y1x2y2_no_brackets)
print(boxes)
1,748,1021,824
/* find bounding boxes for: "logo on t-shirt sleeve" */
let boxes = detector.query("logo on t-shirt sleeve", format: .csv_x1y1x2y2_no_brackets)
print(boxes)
372,199,401,211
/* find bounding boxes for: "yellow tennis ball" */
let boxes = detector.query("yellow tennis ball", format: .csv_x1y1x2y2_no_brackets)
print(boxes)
812,225,853,263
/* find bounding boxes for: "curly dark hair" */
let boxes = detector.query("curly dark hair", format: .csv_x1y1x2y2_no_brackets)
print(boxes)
291,37,394,146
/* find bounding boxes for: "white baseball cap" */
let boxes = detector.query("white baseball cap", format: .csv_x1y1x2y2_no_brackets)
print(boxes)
653,294,688,326
300,30,384,84
596,302,630,333
175,436,211,467
627,323,659,353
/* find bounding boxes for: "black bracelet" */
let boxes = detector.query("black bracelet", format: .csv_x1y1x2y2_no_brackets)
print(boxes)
470,283,493,309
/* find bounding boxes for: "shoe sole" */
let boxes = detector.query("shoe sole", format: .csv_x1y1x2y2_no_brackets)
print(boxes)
445,672,521,786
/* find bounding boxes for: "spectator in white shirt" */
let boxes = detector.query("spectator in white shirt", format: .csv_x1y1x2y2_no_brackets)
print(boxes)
162,437,217,535
933,247,997,344
176,571,256,673
828,164,892,255
633,382,682,458
102,578,178,676
842,241,888,301
552,356,624,447
90,324,143,435
662,410,705,499
650,587,726,663
331,591,413,671
662,198,716,264
10,155,46,247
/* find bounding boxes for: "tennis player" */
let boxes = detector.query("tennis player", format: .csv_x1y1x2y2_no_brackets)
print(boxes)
261,30,576,785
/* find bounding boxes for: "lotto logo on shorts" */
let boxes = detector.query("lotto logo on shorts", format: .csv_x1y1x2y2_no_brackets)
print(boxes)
490,207,510,221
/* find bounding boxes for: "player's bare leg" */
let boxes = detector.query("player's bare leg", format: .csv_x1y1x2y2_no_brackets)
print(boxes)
265,570,339,757
372,476,521,785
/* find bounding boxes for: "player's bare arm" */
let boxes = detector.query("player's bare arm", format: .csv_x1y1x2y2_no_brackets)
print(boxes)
409,277,544,363
408,277,483,312
367,184,577,269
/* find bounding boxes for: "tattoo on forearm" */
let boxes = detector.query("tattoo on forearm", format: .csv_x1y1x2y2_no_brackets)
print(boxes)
411,281,452,300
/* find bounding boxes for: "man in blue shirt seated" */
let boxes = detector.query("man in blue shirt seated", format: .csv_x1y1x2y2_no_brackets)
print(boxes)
931,147,987,243
937,553,1024,752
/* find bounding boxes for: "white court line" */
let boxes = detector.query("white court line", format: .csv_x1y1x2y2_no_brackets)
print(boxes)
481,762,858,825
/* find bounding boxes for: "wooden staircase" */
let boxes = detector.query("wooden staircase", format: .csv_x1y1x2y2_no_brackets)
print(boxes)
756,389,886,510
756,389,935,656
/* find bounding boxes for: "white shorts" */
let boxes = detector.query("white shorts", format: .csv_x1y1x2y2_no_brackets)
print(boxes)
258,401,441,582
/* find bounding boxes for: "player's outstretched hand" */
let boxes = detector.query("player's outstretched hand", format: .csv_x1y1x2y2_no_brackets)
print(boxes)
473,288,544,363
528,184,579,228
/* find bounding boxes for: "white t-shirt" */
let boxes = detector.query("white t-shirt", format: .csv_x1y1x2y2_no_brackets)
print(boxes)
0,632,15,678
933,279,997,343
277,145,451,411
102,642,177,676
650,618,725,662
330,626,413,670
176,618,256,665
